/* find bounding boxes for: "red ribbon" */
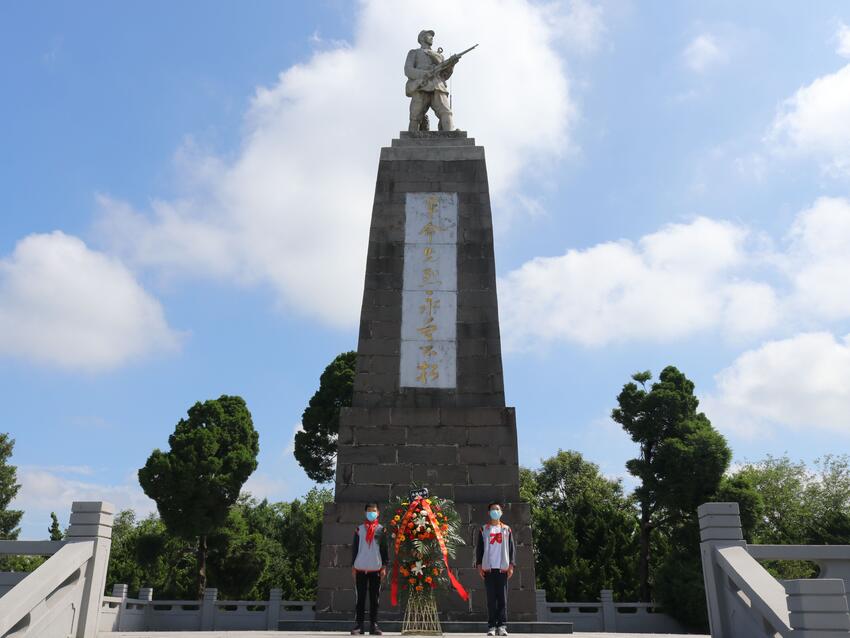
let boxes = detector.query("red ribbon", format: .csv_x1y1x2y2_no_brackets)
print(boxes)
421,499,468,602
390,496,469,605
489,532,503,544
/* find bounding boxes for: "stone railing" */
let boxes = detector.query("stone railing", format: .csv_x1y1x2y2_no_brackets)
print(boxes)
0,501,114,638
98,585,315,632
535,589,686,633
699,502,850,637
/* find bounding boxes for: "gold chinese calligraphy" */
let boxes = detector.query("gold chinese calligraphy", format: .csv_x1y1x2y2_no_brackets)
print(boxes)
400,192,457,388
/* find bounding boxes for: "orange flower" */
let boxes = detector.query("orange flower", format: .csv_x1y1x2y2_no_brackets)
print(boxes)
425,576,432,583
416,585,423,591
409,578,415,584
400,568,409,576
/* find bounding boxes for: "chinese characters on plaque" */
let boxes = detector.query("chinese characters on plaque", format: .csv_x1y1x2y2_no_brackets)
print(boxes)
399,192,457,389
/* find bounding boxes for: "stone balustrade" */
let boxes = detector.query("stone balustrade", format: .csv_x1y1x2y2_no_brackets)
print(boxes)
0,501,114,638
699,501,850,637
98,585,314,632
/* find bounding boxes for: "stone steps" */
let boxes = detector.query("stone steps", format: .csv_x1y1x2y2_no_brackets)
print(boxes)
279,620,572,633
101,633,705,638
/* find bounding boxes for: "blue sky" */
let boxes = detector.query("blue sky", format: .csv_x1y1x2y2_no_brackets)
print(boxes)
3,1,850,539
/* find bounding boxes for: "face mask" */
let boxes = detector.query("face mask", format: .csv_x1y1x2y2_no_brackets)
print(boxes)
366,511,378,522
489,510,502,520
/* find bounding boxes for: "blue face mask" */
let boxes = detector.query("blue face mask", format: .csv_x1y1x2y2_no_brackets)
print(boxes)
489,509,502,520
366,511,378,522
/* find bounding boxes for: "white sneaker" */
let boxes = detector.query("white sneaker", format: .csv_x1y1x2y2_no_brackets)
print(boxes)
486,628,496,636
497,627,508,636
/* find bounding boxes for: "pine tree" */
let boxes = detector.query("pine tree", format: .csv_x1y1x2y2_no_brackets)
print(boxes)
49,512,63,541
0,434,23,540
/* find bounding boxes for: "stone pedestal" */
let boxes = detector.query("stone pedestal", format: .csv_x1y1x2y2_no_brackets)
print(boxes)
316,131,537,622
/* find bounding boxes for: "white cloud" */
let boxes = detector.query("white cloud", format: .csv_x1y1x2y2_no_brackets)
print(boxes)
783,196,850,321
498,217,778,349
836,22,850,58
284,422,303,455
95,0,581,328
548,0,606,54
0,231,180,371
499,195,850,351
767,63,850,175
683,34,726,72
241,472,290,502
13,467,156,539
704,332,850,436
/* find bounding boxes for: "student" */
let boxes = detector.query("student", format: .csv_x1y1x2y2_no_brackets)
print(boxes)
351,502,388,635
476,502,515,636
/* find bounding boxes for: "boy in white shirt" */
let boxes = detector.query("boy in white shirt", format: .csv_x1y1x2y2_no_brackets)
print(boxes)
476,502,516,636
351,503,388,635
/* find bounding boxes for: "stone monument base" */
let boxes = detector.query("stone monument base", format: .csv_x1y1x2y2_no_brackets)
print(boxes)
316,407,536,622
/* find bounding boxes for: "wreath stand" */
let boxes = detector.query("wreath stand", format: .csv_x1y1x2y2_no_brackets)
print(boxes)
401,591,442,636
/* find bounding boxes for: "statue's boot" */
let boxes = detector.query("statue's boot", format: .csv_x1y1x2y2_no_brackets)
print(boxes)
438,113,454,132
408,118,421,134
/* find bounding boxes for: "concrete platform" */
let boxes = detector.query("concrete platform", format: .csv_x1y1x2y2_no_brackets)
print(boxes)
280,621,572,633
101,632,708,638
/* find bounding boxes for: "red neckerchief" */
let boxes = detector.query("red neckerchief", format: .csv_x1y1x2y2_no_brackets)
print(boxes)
364,520,379,546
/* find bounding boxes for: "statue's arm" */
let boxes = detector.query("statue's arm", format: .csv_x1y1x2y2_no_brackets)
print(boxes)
404,50,427,80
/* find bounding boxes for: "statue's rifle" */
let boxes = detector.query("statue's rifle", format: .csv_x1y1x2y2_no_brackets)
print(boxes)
408,43,478,94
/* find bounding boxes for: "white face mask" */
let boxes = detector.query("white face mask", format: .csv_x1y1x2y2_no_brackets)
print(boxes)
489,509,502,520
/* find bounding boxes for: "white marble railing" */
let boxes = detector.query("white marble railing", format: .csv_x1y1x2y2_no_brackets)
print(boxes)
535,589,686,633
98,585,315,632
699,502,850,637
0,501,114,638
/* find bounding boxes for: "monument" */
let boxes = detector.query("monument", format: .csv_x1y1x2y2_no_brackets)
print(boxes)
315,31,537,623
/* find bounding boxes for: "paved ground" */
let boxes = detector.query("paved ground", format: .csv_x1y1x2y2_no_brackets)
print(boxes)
102,632,709,638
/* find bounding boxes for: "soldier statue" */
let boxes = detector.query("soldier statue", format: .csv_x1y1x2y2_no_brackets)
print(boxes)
404,30,477,134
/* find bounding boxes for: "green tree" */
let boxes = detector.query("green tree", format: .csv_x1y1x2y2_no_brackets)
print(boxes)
48,512,63,541
734,455,809,545
294,351,356,483
522,450,639,601
139,395,260,598
611,366,731,604
0,433,23,540
729,454,850,580
207,500,274,599
105,487,333,601
106,509,196,599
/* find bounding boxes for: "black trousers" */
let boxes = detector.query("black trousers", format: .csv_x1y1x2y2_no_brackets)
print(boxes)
355,570,381,626
484,569,508,627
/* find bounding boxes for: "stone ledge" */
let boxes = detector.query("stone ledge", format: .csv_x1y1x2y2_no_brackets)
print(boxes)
381,146,485,162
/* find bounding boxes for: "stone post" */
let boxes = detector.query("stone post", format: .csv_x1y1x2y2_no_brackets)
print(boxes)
139,587,153,630
785,579,850,635
66,501,115,638
535,590,548,622
698,502,745,638
267,588,282,630
600,589,617,632
111,584,128,631
200,588,218,630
